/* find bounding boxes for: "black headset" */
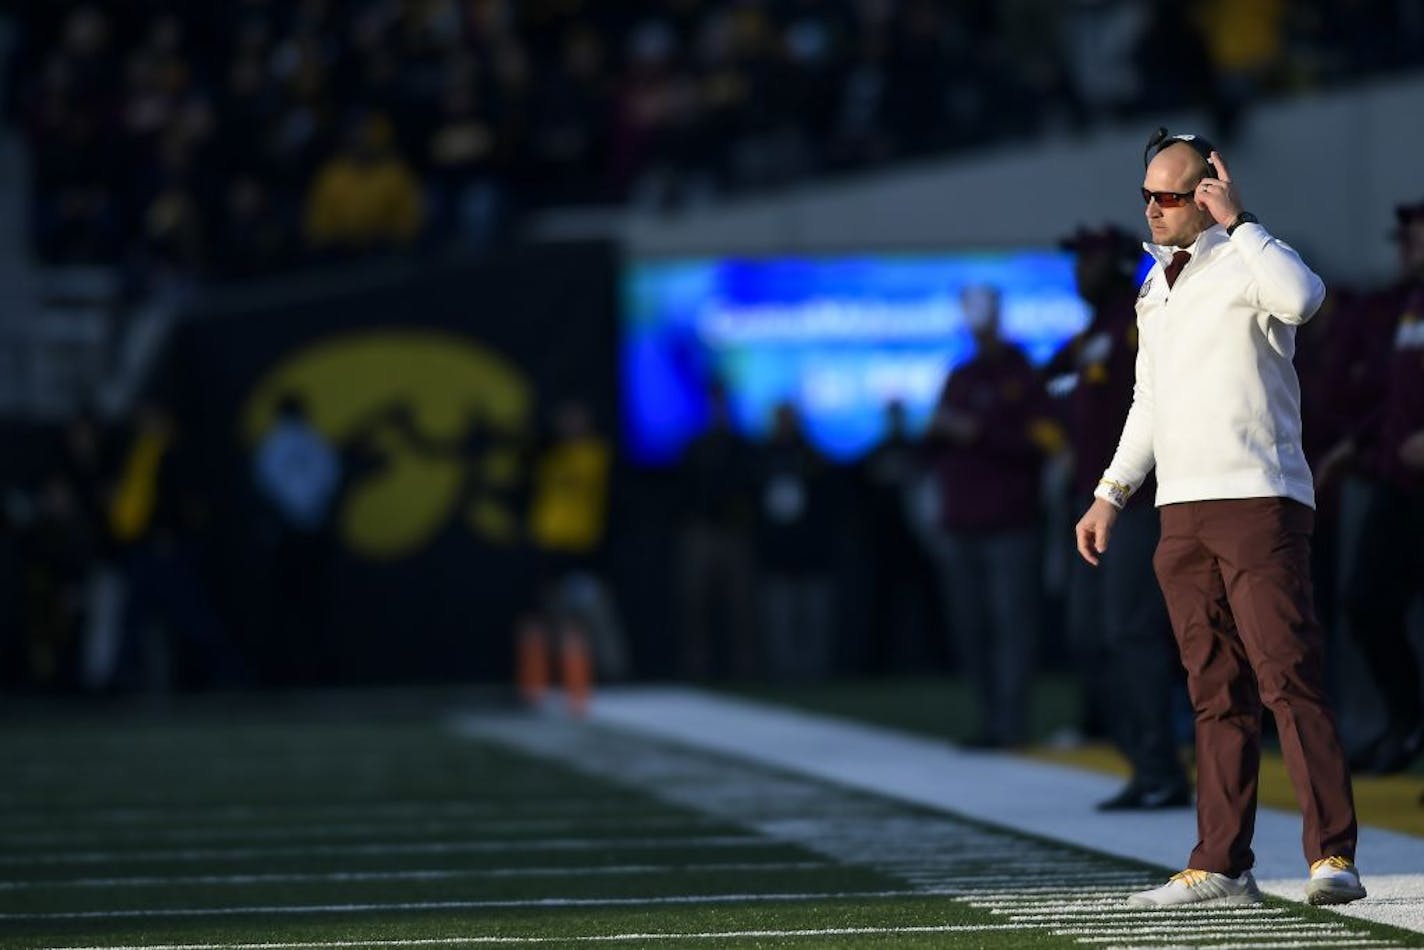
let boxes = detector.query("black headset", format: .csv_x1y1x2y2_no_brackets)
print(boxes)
1143,126,1217,178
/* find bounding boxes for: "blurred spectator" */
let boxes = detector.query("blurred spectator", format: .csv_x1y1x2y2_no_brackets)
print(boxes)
1133,0,1216,117
525,23,613,205
0,482,23,684
57,410,125,691
753,400,837,680
1330,200,1424,774
252,393,341,684
18,471,93,687
1193,0,1288,136
855,399,940,673
927,285,1065,747
304,113,425,254
1045,225,1189,808
675,381,757,679
1059,0,1146,122
107,400,246,692
1293,284,1355,662
526,399,628,680
23,7,123,265
215,175,294,280
425,63,505,247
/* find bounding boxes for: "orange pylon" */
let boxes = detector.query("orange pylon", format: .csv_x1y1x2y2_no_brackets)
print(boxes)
561,624,594,717
515,620,550,707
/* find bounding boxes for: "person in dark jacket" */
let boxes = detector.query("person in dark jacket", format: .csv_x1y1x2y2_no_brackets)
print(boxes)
1322,200,1424,774
856,399,940,673
928,284,1065,747
675,382,758,678
1046,225,1189,809
753,401,837,679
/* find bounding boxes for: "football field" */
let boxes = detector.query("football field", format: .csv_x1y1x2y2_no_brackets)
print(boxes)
1,686,1421,950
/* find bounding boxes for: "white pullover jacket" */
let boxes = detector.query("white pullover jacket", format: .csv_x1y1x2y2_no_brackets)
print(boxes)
1095,222,1326,510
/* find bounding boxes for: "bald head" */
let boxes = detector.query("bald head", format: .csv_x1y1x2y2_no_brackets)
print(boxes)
1144,143,1215,248
1150,141,1211,184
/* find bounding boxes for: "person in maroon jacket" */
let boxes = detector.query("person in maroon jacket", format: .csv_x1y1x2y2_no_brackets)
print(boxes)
1327,201,1424,774
1046,225,1190,809
928,284,1065,748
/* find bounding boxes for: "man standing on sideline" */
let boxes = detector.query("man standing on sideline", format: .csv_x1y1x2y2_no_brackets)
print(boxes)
1075,130,1364,907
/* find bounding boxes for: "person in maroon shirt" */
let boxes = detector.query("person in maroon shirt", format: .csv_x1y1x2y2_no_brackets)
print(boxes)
1332,201,1424,774
927,285,1064,747
1046,225,1189,809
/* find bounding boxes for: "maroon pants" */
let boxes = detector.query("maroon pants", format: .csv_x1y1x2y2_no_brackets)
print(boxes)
1153,498,1357,875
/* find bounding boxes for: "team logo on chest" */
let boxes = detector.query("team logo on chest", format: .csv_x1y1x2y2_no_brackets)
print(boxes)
1138,276,1153,299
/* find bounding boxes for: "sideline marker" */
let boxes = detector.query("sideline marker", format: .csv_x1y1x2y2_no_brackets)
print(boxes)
515,620,550,706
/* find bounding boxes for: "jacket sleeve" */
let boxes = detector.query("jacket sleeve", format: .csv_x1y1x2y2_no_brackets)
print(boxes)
1232,222,1326,325
1095,317,1156,507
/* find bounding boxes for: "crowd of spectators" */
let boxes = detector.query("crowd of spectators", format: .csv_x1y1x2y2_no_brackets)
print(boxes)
9,0,1424,291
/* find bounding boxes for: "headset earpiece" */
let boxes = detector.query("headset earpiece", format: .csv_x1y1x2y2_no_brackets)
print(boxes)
1144,127,1217,179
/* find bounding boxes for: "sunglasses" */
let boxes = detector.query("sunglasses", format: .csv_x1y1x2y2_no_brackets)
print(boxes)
1141,188,1196,208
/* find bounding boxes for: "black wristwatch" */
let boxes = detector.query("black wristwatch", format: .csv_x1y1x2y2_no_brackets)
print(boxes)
1226,211,1259,236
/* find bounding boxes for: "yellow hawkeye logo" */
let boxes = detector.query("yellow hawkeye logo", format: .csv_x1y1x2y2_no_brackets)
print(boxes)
242,330,533,559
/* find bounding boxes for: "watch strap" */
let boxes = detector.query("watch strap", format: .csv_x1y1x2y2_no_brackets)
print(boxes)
1226,212,1258,236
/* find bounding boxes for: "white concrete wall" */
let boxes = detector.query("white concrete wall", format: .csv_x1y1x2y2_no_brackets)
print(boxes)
615,70,1424,286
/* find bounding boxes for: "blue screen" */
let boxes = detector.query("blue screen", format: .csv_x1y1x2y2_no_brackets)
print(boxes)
621,251,1092,464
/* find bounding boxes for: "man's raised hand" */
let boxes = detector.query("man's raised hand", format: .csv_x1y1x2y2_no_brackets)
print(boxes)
1195,150,1243,227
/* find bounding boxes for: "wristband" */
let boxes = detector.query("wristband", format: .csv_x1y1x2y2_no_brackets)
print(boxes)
1095,478,1132,509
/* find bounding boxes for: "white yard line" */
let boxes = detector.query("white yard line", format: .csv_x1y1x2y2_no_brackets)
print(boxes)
35,924,1038,950
0,797,667,831
0,834,768,867
0,814,720,847
0,887,945,921
0,861,830,891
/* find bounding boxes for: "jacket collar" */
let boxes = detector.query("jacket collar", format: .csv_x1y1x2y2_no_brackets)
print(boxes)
1143,223,1229,268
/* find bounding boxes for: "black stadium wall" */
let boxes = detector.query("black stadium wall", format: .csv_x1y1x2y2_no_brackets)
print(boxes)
160,242,619,685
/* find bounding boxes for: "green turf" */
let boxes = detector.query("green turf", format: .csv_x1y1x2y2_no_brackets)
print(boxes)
0,698,1067,949
0,689,1419,949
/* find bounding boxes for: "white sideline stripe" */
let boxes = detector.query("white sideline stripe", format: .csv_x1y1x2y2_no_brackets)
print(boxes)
585,688,1424,879
0,835,767,866
0,887,947,921
0,861,830,891
39,924,1036,950
578,687,1424,935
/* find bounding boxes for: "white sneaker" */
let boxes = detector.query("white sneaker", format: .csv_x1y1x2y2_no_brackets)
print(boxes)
1127,868,1263,907
1306,856,1366,905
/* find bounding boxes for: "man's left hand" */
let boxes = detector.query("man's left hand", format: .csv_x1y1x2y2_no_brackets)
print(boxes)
1196,151,1244,227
